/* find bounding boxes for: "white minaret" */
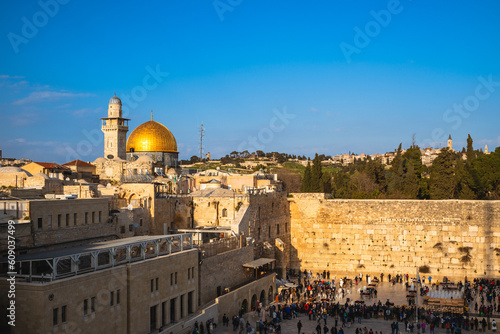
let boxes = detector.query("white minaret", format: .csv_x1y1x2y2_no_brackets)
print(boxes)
101,94,129,160
447,134,453,151
485,145,489,154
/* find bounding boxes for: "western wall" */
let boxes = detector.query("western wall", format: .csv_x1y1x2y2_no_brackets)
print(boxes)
288,193,500,280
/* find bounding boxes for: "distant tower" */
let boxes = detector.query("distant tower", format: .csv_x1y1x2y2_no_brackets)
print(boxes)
101,94,130,160
485,144,489,154
447,134,453,151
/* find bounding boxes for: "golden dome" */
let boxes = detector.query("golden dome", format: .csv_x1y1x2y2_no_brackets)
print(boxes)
126,120,178,153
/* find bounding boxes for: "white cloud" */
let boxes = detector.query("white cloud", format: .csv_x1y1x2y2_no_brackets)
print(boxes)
0,74,25,79
12,91,94,105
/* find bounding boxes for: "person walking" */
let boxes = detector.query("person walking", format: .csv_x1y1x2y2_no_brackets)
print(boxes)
297,320,303,334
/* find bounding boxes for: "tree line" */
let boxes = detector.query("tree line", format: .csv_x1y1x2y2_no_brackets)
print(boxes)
301,135,500,200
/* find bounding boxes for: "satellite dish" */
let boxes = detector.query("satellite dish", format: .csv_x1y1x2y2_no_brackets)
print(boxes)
106,183,112,188
127,204,133,211
133,223,139,228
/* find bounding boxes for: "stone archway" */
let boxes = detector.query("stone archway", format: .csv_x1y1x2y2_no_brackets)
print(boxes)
241,299,248,314
260,289,266,307
268,286,274,303
251,294,258,311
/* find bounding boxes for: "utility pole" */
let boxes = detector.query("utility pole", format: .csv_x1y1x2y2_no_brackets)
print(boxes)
199,122,205,162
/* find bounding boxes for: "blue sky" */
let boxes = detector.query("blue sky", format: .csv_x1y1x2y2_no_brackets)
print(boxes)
1,0,499,163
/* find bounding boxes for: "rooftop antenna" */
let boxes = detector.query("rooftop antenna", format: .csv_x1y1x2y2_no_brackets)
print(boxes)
151,110,153,121
199,122,205,161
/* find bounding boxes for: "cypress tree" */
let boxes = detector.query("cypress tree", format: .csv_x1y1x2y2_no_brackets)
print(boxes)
430,148,457,199
311,153,323,192
301,162,312,192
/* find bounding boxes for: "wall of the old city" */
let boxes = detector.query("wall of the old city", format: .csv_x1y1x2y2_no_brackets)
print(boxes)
289,194,500,280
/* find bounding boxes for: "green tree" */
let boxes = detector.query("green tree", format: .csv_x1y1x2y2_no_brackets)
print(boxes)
430,148,457,199
466,134,476,161
321,171,332,193
300,162,312,192
310,153,323,192
454,158,476,199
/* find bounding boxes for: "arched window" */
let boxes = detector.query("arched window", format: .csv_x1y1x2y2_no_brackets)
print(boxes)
222,208,227,217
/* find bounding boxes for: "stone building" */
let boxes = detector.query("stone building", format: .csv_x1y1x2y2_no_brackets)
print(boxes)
93,95,180,182
0,234,198,334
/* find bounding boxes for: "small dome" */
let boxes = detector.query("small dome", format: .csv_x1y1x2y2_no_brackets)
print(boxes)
109,94,121,105
94,157,106,163
136,155,154,163
33,173,50,179
0,167,31,176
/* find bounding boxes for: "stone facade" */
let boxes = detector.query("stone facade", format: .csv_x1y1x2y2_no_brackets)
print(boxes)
215,274,276,323
0,248,198,334
199,246,254,305
289,194,500,280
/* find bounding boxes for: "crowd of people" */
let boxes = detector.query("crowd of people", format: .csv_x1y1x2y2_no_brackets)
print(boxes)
208,271,500,334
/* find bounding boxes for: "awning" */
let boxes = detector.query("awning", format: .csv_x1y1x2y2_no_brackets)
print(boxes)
242,258,276,269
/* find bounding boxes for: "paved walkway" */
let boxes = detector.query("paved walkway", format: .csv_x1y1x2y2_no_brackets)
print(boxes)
213,280,497,334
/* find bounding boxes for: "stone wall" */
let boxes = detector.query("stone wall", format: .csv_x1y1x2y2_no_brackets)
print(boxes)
127,248,198,334
199,246,254,306
247,192,291,276
0,266,128,334
29,198,115,248
153,196,192,234
192,195,248,228
215,274,276,323
289,195,500,280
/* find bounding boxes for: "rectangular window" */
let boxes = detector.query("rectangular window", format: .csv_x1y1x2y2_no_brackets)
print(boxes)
117,289,120,304
61,305,66,323
120,226,125,234
285,222,287,233
268,226,271,238
192,267,195,279
277,224,280,235
175,272,177,285
92,212,95,224
151,279,154,293
162,301,167,326
129,224,133,232
57,214,61,228
48,215,52,229
170,273,173,286
74,213,77,226
66,213,69,227
84,299,88,315
156,277,159,291
91,297,95,313
99,211,102,223
188,268,190,280
140,218,143,226
53,308,58,326
150,305,157,331
85,212,88,225
110,291,114,306
258,227,261,239
38,217,43,229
